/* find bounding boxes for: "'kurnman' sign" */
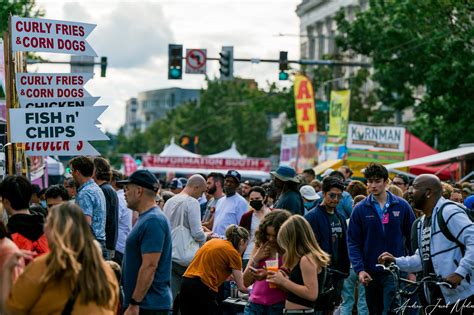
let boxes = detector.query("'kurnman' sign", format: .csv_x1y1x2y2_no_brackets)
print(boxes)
9,106,109,143
347,123,405,152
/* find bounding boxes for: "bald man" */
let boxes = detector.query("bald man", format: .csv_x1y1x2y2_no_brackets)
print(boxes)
379,174,474,309
163,174,208,300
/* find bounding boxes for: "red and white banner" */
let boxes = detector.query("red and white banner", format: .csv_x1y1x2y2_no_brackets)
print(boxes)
142,155,271,172
123,154,138,176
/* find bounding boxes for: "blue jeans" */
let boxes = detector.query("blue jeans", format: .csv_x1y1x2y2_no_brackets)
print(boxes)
365,272,398,315
340,268,368,315
244,302,285,315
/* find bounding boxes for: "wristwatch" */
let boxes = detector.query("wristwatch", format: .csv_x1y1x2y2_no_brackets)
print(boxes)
130,298,142,306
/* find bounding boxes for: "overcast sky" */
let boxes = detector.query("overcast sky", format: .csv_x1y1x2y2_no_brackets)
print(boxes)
32,0,302,133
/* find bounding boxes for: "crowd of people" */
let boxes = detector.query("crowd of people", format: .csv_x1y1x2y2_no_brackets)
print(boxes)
0,156,472,315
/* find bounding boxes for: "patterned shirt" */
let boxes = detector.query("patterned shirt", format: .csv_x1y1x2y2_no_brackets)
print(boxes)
76,179,107,242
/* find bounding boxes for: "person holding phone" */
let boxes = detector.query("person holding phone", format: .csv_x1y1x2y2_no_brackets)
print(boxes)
267,215,330,314
242,210,291,315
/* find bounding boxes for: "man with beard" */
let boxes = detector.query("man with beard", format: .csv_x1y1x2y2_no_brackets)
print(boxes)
347,163,415,315
379,174,474,312
304,176,350,312
240,180,253,201
212,170,248,238
202,172,225,230
271,166,304,215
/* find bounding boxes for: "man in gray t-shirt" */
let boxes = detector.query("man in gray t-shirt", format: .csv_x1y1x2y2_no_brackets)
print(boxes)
164,174,207,299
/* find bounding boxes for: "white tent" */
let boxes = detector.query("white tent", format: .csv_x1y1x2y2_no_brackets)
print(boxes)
159,137,200,157
47,156,65,176
384,145,474,170
207,142,244,159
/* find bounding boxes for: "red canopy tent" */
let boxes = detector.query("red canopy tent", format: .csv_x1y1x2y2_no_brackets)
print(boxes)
404,132,458,180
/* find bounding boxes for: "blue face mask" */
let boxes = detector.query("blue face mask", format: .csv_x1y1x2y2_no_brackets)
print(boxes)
40,200,47,209
304,201,315,209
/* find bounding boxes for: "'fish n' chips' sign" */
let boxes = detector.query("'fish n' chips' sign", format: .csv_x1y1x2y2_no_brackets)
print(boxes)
12,16,96,56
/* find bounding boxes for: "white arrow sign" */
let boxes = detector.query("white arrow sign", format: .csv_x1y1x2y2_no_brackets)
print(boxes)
9,106,109,143
16,85,91,99
12,16,97,56
18,96,100,108
16,73,94,90
25,141,100,156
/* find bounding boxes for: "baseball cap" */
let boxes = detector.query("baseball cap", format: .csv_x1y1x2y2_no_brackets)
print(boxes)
117,170,159,192
225,170,241,183
168,177,188,190
299,185,320,201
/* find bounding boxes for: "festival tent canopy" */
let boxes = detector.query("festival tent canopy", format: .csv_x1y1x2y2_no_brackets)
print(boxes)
385,145,474,179
159,138,200,157
402,132,459,179
207,142,244,159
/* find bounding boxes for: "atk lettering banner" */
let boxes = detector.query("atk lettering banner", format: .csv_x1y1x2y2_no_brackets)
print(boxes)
11,16,97,56
294,74,317,134
142,155,272,172
9,106,109,143
347,123,406,152
328,90,350,137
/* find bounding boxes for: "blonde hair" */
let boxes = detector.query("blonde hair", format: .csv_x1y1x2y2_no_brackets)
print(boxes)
225,224,250,249
388,185,403,197
277,215,330,270
42,203,114,306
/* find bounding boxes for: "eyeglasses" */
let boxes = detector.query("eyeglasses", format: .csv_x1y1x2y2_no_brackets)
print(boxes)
327,192,342,200
392,181,406,186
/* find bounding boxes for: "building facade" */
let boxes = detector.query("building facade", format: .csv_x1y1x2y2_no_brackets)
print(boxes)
124,88,200,136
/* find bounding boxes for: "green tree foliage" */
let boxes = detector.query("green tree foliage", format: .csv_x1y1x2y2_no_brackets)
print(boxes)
0,0,44,34
110,78,295,159
335,0,474,150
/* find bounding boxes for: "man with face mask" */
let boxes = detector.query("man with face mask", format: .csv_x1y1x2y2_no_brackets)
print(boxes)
239,186,271,268
164,174,208,300
304,176,350,312
379,174,474,311
212,170,248,238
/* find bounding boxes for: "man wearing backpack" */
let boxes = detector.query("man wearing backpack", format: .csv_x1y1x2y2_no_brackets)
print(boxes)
0,175,49,256
379,174,474,311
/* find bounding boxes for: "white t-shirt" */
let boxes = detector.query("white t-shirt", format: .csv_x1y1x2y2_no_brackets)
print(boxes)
164,193,206,244
243,212,261,260
213,193,248,237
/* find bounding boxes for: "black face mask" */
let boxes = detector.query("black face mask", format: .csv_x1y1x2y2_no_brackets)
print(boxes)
250,200,264,211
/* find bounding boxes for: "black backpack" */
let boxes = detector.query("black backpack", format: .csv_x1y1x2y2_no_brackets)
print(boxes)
411,201,474,254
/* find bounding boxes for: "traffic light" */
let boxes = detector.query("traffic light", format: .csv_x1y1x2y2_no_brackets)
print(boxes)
219,46,234,80
100,56,107,77
168,44,183,80
279,51,289,80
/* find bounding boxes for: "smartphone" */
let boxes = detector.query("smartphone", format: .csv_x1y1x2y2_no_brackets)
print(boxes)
249,266,260,273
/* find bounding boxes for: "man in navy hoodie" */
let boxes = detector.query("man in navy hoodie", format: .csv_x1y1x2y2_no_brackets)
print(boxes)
347,163,415,315
304,176,350,311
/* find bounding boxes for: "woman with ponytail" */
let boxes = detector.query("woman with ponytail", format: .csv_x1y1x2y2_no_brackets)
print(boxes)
179,225,250,315
3,203,119,314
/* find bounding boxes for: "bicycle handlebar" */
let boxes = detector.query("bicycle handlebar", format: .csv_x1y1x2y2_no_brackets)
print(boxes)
375,263,454,289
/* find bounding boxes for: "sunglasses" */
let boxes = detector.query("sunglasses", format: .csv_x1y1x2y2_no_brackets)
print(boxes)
327,192,342,200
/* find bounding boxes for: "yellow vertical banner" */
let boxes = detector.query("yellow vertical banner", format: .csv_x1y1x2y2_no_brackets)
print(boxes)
294,74,317,134
329,90,351,137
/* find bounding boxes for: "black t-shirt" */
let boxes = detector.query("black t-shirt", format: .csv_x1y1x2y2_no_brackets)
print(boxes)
421,216,444,304
327,212,343,263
